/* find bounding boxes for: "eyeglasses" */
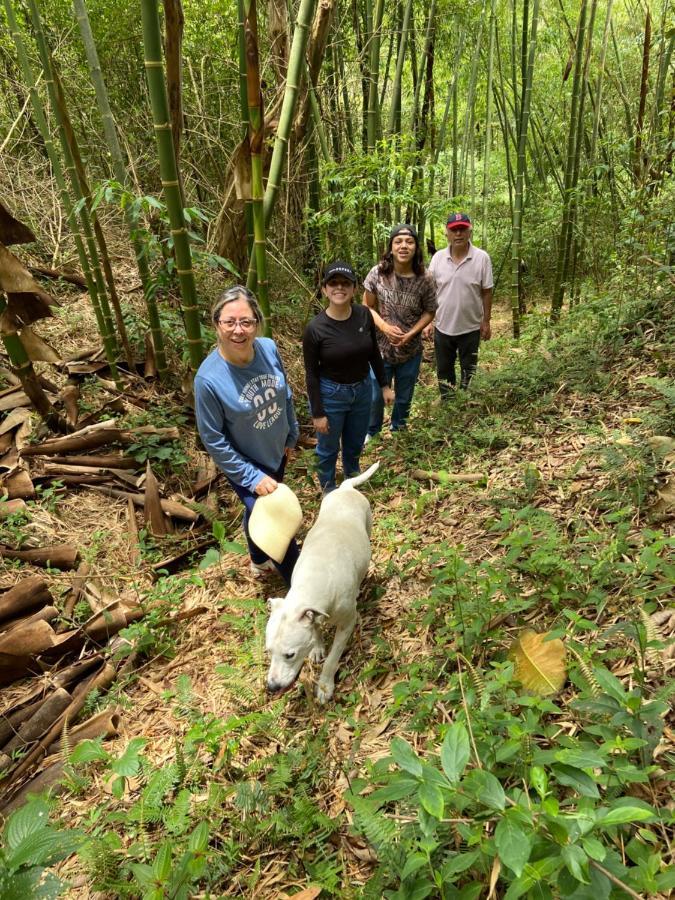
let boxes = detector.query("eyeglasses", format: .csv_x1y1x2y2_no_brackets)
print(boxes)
218,318,258,330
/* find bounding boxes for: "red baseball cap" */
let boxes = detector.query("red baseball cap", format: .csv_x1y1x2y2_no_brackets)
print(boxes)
446,212,472,229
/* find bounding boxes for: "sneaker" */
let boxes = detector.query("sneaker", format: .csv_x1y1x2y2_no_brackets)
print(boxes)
250,559,277,577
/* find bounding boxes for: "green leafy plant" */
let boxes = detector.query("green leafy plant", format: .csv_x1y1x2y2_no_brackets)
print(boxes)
0,798,81,899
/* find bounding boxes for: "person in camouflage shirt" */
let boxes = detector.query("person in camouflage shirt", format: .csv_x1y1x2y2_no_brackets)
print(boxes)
363,224,437,439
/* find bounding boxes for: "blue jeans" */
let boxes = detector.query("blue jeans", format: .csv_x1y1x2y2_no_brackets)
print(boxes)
227,459,299,586
368,353,422,436
315,376,371,492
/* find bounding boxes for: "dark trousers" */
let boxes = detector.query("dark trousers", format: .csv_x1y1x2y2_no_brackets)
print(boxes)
228,458,299,586
434,328,481,396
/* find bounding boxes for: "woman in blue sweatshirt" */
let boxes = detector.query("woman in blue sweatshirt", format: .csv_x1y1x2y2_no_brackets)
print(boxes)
194,286,299,584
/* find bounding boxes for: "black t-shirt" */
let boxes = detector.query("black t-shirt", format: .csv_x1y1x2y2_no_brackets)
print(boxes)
302,304,387,417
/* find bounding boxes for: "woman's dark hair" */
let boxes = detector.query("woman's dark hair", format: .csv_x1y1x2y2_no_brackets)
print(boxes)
378,227,425,278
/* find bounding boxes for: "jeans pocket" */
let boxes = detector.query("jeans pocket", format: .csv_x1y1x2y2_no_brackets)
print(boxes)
320,379,343,399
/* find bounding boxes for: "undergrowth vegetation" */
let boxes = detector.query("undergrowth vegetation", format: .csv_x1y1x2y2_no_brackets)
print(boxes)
2,284,673,897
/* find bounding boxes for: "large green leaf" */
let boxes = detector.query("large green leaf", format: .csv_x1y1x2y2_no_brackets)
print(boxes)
441,723,470,784
600,806,656,827
554,748,606,770
369,776,419,806
463,769,506,811
4,799,50,851
551,763,600,798
561,844,590,883
390,737,423,778
494,816,532,876
418,782,444,820
8,828,80,872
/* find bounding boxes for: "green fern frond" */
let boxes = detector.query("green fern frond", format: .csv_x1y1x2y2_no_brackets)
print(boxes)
60,717,72,764
175,739,187,788
457,653,485,703
569,647,601,697
638,606,660,665
350,796,398,854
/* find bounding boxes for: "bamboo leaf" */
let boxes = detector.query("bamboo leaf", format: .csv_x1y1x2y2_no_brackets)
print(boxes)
510,630,567,695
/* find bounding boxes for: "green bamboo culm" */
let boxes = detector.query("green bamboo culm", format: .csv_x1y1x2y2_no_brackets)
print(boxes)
140,0,204,369
551,0,588,319
236,0,255,261
24,0,121,378
242,0,270,329
0,299,68,433
4,0,120,384
48,57,136,372
263,0,317,227
510,0,540,339
73,0,168,378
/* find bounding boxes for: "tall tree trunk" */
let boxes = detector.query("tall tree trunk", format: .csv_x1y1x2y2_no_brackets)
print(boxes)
551,0,588,319
482,0,496,249
633,9,651,185
73,0,168,378
162,0,186,206
387,0,414,134
4,0,119,381
511,0,540,337
140,0,204,368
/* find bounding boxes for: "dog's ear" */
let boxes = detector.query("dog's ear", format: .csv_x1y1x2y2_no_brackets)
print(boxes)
268,597,284,611
299,608,327,625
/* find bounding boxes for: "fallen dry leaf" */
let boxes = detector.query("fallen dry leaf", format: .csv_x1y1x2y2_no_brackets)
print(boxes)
510,630,567,696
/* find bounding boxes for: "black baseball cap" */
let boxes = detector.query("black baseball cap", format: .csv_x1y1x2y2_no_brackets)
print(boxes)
447,212,472,229
322,261,358,284
390,223,418,242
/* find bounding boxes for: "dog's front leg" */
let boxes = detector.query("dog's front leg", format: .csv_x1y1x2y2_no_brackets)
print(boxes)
316,612,357,704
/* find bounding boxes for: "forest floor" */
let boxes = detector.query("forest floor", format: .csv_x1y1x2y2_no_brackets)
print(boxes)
1,262,673,897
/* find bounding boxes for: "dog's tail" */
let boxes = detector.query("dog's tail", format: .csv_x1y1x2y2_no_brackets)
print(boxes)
340,461,380,490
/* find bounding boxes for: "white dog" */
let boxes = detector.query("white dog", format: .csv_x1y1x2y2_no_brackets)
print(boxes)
265,462,379,703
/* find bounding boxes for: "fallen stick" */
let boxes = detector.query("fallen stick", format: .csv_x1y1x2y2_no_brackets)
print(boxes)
46,706,121,756
2,688,72,757
28,265,87,289
89,485,199,522
0,544,80,570
48,454,138,469
0,576,52,624
0,619,56,656
0,761,65,815
0,661,117,789
20,426,180,457
411,469,487,484
0,606,58,635
62,560,91,620
0,695,46,747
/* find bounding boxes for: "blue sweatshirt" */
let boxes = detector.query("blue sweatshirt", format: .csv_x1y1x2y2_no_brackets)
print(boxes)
194,338,299,491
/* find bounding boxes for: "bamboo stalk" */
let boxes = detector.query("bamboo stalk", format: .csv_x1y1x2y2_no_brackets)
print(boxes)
510,0,540,338
262,0,318,227
140,0,204,369
72,0,168,377
23,0,120,378
242,0,270,325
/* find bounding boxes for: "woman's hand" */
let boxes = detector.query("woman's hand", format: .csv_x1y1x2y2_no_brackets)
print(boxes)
384,322,406,344
284,446,295,462
423,323,434,340
255,475,278,495
383,386,395,405
313,416,330,434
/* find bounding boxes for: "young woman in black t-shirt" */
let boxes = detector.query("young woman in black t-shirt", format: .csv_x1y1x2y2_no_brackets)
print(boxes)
303,261,393,493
